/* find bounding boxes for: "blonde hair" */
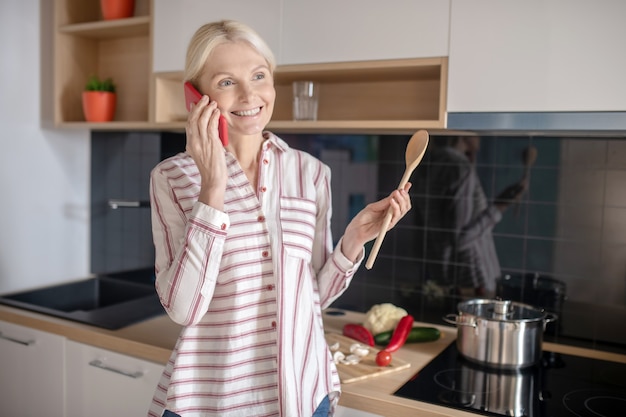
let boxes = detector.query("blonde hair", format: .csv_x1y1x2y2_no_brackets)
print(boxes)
184,20,276,86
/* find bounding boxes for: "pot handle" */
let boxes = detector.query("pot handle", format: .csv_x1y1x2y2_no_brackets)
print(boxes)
542,312,558,331
544,312,558,323
442,314,476,328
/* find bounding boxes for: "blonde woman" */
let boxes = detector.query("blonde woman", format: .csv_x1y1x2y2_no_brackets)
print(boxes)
148,20,412,417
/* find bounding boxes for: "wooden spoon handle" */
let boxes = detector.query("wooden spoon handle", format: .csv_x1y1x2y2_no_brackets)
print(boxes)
365,207,393,270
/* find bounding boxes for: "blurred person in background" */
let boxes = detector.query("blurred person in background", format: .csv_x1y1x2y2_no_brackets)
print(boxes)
414,136,526,298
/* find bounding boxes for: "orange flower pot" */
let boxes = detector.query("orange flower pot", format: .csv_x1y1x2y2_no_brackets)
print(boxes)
82,91,117,122
100,0,135,20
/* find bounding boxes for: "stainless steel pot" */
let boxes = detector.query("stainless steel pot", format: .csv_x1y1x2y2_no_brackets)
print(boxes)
443,299,557,369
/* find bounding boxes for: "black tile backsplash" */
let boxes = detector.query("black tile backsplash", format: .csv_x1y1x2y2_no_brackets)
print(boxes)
90,132,181,274
282,133,626,354
91,131,626,354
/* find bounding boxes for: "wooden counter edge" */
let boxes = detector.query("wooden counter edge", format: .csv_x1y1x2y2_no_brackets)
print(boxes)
543,341,626,364
339,390,480,417
0,306,175,364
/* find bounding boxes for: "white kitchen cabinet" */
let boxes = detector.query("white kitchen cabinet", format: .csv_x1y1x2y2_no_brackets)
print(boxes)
153,0,282,72
65,340,163,417
448,0,626,112
153,0,449,71
0,321,65,417
281,0,450,65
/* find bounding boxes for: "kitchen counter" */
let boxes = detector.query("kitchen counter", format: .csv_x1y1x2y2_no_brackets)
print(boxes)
0,304,179,364
324,310,468,417
1,305,625,417
322,309,626,416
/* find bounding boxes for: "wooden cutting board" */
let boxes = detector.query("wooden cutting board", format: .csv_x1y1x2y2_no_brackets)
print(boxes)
325,333,411,384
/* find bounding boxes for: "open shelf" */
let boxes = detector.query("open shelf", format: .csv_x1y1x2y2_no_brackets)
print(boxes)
58,16,150,39
153,57,448,134
52,0,447,133
52,0,152,126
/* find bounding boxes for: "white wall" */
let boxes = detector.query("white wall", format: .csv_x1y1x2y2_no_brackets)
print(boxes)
0,0,90,293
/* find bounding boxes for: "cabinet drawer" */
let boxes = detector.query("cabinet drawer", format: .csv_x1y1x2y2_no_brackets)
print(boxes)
0,321,65,417
66,340,164,417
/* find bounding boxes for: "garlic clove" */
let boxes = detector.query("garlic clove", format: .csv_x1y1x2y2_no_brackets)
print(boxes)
343,354,361,365
349,343,370,357
333,351,345,364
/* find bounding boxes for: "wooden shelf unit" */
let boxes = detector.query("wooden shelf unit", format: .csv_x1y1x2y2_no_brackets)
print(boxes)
53,0,152,127
153,57,448,134
52,0,447,134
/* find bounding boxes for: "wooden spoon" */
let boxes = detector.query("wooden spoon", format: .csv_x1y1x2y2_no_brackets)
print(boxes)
365,130,430,270
515,145,537,218
522,145,538,180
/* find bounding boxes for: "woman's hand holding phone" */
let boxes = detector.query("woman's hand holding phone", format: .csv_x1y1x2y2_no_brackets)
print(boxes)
184,82,228,146
184,83,229,208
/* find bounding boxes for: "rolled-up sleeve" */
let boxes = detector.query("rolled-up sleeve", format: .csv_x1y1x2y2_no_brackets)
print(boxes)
150,164,230,326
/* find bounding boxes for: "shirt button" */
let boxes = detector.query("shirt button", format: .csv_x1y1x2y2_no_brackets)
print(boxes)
262,251,269,257
263,158,269,165
220,223,227,230
267,284,274,291
271,321,277,328
260,186,267,192
258,215,265,222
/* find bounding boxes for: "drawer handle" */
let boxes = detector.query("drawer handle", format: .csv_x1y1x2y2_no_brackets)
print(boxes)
0,331,35,346
108,199,150,209
89,359,144,379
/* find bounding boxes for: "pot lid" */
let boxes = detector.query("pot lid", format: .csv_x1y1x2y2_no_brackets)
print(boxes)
458,299,546,321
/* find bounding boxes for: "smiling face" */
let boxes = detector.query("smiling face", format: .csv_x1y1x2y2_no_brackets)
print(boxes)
196,40,275,139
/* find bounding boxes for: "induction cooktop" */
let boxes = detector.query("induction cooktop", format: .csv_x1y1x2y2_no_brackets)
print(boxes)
393,342,626,417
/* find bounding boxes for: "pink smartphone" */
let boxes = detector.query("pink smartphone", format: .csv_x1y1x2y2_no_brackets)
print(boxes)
184,81,228,146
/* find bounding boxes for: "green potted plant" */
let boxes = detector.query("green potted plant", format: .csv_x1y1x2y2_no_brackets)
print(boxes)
82,75,117,122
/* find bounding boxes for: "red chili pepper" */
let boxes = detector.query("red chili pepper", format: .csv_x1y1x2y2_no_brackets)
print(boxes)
384,314,414,353
342,323,375,346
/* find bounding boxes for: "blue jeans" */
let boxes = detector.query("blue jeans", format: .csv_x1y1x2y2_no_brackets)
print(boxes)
312,395,330,417
163,396,329,417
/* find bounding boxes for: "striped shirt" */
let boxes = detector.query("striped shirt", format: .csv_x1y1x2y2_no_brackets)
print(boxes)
147,133,362,417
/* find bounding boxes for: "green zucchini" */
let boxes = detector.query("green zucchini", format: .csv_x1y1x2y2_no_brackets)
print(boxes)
374,326,441,346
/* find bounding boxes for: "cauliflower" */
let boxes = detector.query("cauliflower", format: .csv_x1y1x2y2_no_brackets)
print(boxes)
362,303,408,335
